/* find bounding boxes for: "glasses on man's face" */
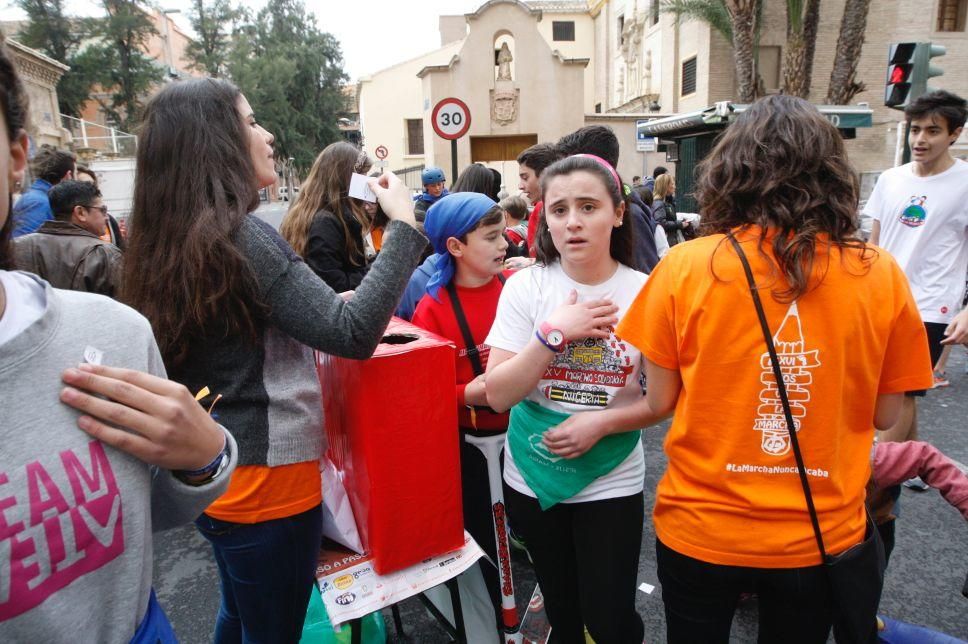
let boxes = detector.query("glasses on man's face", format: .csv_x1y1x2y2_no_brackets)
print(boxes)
85,204,108,216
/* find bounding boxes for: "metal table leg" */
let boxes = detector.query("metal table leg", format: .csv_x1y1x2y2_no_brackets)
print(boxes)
445,577,467,644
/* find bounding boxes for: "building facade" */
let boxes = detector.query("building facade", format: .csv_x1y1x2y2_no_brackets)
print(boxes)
5,38,70,150
360,0,967,196
594,0,968,174
359,0,670,190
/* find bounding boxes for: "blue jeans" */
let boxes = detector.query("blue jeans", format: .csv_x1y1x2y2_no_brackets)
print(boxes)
195,505,323,644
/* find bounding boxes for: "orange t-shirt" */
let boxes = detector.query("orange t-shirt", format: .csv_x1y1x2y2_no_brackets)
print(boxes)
371,227,384,252
205,460,321,523
616,228,932,568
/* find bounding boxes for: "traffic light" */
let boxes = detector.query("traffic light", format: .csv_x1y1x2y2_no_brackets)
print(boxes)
885,43,916,108
885,42,947,110
912,43,947,98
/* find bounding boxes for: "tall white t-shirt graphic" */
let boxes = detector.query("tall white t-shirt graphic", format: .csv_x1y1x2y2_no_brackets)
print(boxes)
754,302,821,456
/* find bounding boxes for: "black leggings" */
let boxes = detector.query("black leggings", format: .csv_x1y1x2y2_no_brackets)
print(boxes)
505,485,645,644
656,538,833,644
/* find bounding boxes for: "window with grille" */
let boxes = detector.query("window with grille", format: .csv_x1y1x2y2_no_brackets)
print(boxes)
406,119,424,156
937,0,967,30
681,57,697,96
553,21,575,41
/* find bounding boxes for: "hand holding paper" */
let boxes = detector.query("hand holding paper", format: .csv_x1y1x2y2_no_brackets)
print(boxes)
367,171,417,229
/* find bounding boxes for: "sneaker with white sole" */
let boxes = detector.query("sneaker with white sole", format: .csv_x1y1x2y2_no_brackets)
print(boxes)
902,476,930,491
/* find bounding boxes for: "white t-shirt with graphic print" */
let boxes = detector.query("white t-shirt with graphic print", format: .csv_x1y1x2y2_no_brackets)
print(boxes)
486,261,647,503
864,159,968,324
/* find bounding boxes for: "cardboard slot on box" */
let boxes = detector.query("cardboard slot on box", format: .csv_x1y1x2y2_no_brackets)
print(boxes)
317,317,465,575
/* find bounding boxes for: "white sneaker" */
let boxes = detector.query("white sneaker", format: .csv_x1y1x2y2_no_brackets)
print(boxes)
902,476,930,491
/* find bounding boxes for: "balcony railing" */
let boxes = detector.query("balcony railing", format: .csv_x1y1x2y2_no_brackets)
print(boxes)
61,114,137,158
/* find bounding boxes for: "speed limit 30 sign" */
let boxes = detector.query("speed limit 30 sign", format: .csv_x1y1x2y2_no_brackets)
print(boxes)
431,98,471,140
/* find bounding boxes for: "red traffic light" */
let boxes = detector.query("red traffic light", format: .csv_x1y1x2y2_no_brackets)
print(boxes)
885,42,917,109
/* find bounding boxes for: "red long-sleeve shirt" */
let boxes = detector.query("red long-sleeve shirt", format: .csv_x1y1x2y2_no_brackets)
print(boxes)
411,273,512,431
526,202,543,258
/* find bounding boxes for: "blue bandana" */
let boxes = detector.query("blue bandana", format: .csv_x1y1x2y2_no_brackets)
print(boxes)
424,192,498,300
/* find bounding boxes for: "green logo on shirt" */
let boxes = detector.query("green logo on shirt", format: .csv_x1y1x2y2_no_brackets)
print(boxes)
899,195,927,227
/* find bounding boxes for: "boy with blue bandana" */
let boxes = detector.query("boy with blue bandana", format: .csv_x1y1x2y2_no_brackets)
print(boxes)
411,192,512,628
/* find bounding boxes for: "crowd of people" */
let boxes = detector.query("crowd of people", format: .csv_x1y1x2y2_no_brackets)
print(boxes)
2,34,967,644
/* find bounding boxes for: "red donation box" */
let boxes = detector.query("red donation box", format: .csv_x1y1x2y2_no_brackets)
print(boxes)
316,317,464,574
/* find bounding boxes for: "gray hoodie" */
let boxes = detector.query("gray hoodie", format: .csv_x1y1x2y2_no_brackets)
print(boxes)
0,274,236,642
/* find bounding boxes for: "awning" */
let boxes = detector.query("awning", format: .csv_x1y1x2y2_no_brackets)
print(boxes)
732,103,874,129
636,102,873,138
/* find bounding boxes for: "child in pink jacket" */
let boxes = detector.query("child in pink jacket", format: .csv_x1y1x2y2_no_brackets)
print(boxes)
869,440,968,563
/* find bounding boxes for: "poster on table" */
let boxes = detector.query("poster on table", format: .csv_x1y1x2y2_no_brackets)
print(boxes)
315,532,484,627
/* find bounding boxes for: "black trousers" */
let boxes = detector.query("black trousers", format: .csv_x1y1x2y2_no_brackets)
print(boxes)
505,485,645,644
656,538,834,644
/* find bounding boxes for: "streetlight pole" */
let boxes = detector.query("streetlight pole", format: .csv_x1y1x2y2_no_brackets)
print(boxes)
287,157,295,204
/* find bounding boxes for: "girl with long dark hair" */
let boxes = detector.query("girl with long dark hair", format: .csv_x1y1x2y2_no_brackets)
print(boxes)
122,78,426,642
280,142,375,291
484,154,647,643
451,163,501,202
617,95,933,642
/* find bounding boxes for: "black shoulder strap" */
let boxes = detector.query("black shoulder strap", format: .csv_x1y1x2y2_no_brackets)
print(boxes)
445,281,485,376
727,233,828,562
497,272,506,285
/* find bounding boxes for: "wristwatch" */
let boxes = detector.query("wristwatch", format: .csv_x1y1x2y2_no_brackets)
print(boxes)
537,321,566,352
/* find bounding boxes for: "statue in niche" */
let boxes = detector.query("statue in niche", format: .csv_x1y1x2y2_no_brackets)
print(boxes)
496,42,513,81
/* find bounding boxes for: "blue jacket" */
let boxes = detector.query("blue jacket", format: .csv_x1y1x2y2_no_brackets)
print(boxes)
414,189,449,206
395,253,441,320
628,189,659,274
412,189,450,223
12,179,54,237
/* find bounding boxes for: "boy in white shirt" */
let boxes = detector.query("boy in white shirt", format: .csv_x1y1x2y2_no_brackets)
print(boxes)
866,90,968,449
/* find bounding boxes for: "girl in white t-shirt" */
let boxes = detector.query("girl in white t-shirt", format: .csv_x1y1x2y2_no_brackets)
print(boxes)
485,154,649,644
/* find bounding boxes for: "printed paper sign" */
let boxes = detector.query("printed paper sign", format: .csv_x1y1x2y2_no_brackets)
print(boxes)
315,531,483,627
348,173,376,203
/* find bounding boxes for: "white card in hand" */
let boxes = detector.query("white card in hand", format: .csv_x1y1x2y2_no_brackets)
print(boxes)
348,173,377,203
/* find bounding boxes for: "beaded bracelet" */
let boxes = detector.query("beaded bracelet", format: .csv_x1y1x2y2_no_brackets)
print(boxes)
173,434,228,486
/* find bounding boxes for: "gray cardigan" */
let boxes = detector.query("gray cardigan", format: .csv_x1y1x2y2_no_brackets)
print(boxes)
168,216,427,466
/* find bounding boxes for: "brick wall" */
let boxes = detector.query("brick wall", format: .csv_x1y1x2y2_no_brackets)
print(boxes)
701,0,968,178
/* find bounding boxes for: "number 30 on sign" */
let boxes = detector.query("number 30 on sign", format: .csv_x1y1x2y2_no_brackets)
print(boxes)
431,98,472,140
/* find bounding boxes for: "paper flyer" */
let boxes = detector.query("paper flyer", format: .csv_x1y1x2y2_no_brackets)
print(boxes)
315,531,484,627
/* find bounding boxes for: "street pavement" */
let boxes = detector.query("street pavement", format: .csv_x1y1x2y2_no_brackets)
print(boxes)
154,331,968,643
253,200,289,231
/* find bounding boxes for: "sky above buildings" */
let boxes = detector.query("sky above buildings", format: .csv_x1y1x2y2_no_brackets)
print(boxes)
0,0,486,81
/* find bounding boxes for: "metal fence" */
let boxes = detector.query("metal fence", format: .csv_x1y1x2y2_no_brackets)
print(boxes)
391,164,425,193
61,114,137,158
